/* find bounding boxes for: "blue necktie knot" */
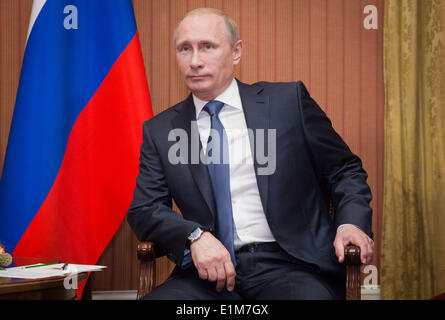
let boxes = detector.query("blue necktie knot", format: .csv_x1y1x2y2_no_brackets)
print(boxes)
203,100,224,117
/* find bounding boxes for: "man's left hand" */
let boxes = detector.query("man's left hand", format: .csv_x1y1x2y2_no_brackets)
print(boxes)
333,224,374,268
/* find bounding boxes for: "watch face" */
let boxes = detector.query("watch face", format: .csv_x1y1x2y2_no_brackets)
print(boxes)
189,228,202,241
192,229,199,237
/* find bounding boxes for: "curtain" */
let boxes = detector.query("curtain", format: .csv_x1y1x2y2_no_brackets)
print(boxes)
382,0,445,299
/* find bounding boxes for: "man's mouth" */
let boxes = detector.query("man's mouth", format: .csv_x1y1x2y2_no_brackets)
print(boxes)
188,75,209,80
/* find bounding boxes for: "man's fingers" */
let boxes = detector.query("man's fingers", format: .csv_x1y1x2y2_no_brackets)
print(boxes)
224,261,236,292
207,267,218,283
357,239,368,264
359,237,372,264
334,240,345,263
215,259,236,292
365,239,374,264
353,237,373,265
215,265,226,292
335,226,375,265
197,267,208,281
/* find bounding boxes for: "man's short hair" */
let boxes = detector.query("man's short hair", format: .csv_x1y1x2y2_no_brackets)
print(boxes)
173,8,240,47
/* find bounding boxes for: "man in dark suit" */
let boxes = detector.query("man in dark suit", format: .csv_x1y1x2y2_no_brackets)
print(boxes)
127,8,374,299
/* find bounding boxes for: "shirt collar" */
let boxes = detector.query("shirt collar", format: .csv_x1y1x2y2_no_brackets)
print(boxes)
193,78,242,119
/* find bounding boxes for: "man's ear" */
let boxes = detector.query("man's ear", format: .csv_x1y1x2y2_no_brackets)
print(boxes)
232,40,243,65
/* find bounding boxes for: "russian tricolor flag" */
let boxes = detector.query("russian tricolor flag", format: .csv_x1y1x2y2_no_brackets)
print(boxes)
0,0,152,284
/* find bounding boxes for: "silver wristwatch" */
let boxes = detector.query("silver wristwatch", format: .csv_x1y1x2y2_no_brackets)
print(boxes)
187,227,204,245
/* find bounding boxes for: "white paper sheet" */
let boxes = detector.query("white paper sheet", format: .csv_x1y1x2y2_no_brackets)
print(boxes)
0,263,106,279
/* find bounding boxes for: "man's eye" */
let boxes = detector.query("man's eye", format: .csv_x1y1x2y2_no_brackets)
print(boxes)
204,44,212,49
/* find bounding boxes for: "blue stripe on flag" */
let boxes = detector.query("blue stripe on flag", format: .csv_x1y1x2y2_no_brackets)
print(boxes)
0,0,137,251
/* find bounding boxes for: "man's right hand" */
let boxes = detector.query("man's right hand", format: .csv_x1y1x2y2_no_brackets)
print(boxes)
189,231,236,292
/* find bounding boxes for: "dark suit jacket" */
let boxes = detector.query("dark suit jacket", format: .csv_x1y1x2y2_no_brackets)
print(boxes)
127,80,372,277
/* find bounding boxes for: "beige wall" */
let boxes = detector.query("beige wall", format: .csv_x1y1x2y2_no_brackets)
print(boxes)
0,0,384,291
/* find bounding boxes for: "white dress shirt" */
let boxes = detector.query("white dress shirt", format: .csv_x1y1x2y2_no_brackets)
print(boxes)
193,79,276,249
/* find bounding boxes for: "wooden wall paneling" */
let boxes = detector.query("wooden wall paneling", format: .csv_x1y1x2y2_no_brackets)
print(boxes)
309,0,327,108
206,0,224,11
293,0,311,88
240,0,258,83
257,0,276,82
343,0,362,156
326,0,345,135
0,0,33,178
276,0,293,82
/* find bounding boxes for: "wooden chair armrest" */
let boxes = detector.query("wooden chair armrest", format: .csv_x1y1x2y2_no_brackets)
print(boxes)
137,241,158,260
344,244,361,300
137,241,158,299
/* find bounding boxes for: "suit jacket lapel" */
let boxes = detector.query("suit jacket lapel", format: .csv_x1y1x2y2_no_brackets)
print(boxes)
237,80,270,214
171,95,217,219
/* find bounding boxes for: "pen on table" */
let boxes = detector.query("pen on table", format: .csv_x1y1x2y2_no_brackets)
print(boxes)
62,263,69,270
24,262,59,269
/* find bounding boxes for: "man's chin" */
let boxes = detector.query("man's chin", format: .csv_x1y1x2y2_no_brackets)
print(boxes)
186,83,213,97
187,78,210,87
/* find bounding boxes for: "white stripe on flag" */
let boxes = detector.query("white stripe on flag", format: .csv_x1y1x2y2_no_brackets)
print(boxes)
26,0,47,43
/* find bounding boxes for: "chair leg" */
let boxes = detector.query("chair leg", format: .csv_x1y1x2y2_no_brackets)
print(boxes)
137,259,155,299
345,245,361,300
137,241,157,299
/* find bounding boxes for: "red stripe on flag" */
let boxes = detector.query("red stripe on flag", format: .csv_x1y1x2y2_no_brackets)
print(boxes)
13,32,152,269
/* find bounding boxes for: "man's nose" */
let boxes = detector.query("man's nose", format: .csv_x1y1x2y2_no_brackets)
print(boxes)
190,50,203,69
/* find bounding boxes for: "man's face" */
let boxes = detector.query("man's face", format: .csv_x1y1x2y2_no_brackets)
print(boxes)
175,13,242,101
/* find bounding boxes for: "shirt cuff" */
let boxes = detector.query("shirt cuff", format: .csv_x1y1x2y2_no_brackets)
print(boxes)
181,249,193,268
